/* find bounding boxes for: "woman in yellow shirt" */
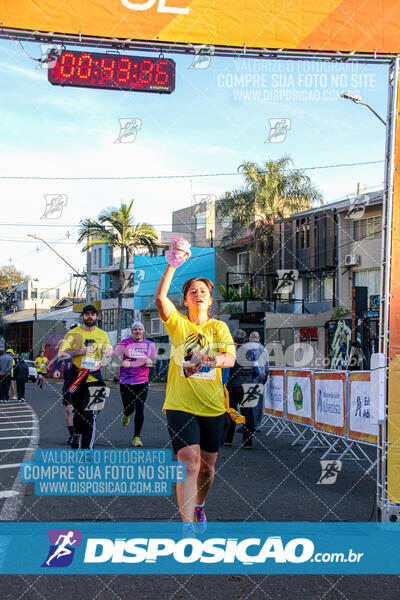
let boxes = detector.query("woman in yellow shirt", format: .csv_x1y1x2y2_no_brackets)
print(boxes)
155,239,236,537
34,351,48,389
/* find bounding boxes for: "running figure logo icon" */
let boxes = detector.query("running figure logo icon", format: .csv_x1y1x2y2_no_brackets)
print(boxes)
41,195,68,219
317,460,342,485
265,118,291,143
188,45,215,69
115,118,142,143
42,529,82,567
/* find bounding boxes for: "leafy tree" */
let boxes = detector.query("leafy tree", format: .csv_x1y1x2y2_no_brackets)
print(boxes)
78,200,158,343
217,156,323,296
0,265,28,311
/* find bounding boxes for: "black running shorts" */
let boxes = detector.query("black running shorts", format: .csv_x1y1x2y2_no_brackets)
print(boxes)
166,409,228,454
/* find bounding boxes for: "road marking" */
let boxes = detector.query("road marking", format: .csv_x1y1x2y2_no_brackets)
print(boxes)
0,490,20,499
0,448,30,453
0,407,39,521
0,427,38,432
0,463,22,470
0,412,33,416
0,436,32,440
0,421,35,424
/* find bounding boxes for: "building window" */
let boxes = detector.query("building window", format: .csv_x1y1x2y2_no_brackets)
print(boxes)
306,277,319,302
296,218,310,249
237,251,249,273
322,275,334,301
353,268,380,296
196,212,207,229
353,216,382,241
221,216,232,229
122,309,134,330
40,289,59,299
151,318,165,335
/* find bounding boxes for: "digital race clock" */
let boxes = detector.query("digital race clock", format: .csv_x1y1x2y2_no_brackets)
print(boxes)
48,50,175,94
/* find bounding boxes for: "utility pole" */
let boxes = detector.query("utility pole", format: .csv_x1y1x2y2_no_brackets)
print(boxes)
86,218,92,304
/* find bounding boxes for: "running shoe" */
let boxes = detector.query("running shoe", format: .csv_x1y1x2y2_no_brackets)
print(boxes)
193,505,207,533
12,395,17,400
67,434,73,445
132,436,143,448
70,433,80,449
121,415,130,427
182,523,197,539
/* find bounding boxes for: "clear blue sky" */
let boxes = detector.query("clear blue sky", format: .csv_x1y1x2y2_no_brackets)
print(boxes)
0,38,389,289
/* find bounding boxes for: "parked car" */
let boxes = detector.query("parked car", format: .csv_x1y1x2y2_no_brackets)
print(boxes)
25,360,38,383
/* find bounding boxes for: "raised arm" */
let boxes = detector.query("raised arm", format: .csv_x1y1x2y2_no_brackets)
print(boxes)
155,264,176,322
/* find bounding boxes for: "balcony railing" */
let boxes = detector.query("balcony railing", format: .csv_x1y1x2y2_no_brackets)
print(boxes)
141,292,183,310
220,299,307,314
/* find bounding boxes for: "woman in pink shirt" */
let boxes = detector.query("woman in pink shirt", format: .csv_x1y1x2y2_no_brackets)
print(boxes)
114,322,157,447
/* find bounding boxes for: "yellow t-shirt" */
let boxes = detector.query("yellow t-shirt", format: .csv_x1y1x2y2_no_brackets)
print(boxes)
58,326,112,383
34,356,48,374
161,305,236,417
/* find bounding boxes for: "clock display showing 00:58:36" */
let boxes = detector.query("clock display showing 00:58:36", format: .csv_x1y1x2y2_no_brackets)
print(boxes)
48,50,176,94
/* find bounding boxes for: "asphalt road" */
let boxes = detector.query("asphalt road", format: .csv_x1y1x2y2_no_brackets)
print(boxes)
0,379,399,599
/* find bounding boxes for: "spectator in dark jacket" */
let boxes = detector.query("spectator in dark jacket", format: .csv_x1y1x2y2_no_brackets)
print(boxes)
14,357,29,402
225,329,268,449
0,351,13,403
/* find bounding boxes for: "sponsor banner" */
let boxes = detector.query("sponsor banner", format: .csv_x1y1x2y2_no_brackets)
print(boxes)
1,1,400,52
287,370,312,425
1,522,400,574
265,369,285,417
314,372,346,435
349,372,378,444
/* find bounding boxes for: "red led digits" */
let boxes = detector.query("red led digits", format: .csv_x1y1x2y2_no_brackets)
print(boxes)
49,50,175,93
155,60,169,86
100,57,116,80
76,54,93,80
117,57,132,83
139,59,154,86
59,52,76,79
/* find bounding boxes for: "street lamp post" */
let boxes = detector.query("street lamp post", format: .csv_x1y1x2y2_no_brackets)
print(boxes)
340,92,387,126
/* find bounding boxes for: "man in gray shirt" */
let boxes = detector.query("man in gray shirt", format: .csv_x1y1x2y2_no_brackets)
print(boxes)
0,350,13,403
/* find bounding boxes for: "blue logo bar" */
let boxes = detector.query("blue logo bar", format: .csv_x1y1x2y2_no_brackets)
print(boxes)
1,522,400,574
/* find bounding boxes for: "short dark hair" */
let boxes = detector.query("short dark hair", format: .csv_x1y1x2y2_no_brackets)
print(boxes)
182,278,214,299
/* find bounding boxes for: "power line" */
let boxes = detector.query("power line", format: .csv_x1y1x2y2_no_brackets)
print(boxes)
0,160,384,181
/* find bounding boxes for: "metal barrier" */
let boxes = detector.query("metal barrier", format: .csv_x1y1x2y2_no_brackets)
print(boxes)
262,368,377,473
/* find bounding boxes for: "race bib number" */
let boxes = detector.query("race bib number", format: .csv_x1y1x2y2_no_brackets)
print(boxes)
81,357,100,371
240,383,264,408
128,347,147,359
85,386,110,411
180,361,216,380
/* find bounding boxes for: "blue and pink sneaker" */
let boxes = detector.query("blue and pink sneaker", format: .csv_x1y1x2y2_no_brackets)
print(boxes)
193,505,207,533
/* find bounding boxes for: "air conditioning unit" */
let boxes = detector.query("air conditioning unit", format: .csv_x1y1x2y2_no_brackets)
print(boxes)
344,254,361,267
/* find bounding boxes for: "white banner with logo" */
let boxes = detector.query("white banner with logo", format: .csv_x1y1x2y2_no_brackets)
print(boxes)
349,372,377,443
265,369,285,417
286,370,312,425
314,372,346,435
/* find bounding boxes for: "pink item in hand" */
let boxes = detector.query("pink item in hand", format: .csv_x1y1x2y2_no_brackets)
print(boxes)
165,237,191,268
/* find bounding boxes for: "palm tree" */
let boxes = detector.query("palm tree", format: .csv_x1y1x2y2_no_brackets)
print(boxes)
78,200,159,343
217,155,323,296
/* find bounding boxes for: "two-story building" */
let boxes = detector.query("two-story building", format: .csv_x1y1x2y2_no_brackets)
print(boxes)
268,190,382,367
